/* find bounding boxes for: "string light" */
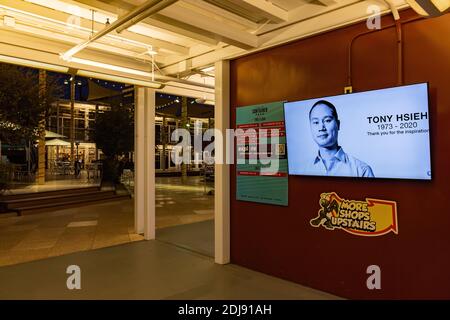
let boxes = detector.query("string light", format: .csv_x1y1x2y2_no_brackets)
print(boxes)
155,99,179,110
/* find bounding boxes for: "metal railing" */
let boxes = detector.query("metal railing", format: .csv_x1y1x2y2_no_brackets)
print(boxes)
120,169,134,195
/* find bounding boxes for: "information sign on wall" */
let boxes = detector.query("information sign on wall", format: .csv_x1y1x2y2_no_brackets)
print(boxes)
236,102,288,206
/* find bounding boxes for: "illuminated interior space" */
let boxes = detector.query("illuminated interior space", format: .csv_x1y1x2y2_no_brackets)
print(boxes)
1,0,450,300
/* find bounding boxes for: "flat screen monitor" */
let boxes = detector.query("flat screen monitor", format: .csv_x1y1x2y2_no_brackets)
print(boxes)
284,83,431,180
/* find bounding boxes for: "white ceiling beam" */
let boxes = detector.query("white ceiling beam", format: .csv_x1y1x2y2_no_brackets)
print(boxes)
259,0,407,45
0,0,189,56
144,15,221,46
315,0,339,6
0,8,170,63
0,32,213,93
160,0,410,75
182,0,259,30
0,29,152,71
258,0,360,35
273,0,311,10
241,0,289,22
159,3,259,49
75,0,220,46
2,21,167,64
161,45,243,75
59,0,179,61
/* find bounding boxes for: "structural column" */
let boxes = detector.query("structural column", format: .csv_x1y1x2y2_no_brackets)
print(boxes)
214,60,230,264
70,76,75,162
134,86,155,240
37,69,46,185
181,96,188,183
95,104,99,160
56,101,60,161
161,116,166,171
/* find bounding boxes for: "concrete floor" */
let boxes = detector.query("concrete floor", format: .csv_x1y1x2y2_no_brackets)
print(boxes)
157,220,214,257
0,177,214,266
0,239,341,300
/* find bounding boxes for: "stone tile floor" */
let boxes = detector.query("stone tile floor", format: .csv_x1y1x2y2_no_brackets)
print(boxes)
0,177,214,267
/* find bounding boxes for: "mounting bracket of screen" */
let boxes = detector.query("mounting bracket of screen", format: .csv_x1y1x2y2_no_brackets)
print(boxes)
284,83,431,180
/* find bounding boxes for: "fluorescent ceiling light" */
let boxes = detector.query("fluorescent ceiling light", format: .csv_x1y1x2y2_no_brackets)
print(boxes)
195,98,214,105
76,70,163,89
0,54,69,73
0,54,161,88
67,57,153,78
66,57,213,89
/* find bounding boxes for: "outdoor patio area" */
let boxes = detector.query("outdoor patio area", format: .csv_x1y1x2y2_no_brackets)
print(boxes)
0,176,214,266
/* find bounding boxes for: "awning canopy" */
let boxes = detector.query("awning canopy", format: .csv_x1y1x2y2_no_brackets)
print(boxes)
45,130,66,139
45,138,70,146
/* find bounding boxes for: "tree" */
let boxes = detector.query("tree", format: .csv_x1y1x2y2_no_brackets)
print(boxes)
0,63,59,144
93,102,134,184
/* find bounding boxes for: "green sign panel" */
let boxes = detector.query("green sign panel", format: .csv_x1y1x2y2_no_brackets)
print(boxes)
236,101,288,206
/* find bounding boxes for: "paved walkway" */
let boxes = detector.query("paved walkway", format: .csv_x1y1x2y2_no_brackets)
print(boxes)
155,177,214,228
0,240,341,300
0,199,140,266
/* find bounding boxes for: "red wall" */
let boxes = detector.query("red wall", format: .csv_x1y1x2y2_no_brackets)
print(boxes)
230,10,450,299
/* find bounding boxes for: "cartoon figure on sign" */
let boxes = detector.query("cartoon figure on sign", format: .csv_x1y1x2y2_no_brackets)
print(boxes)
310,193,338,230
